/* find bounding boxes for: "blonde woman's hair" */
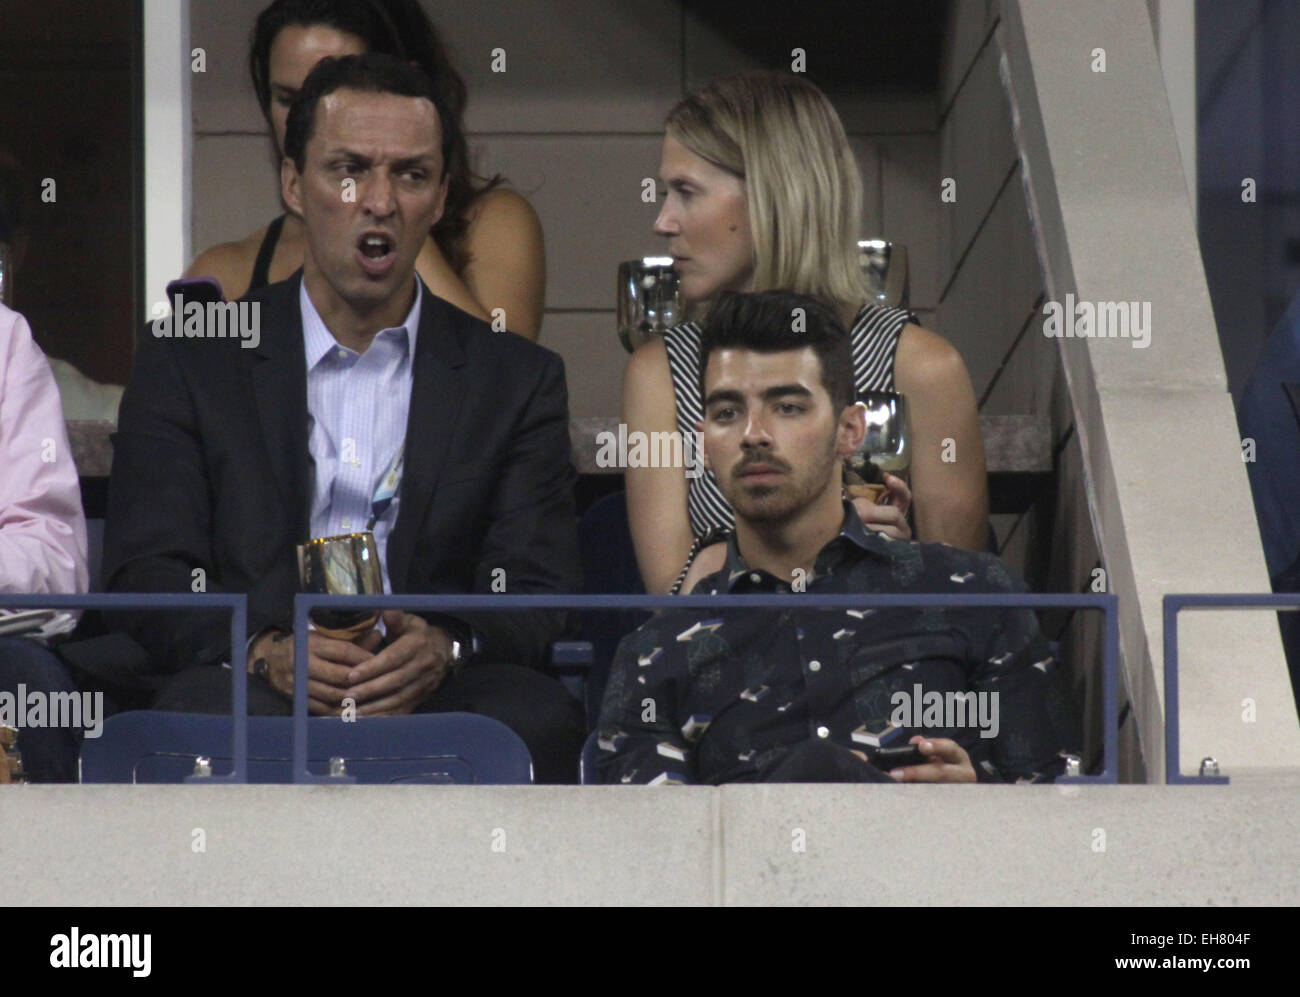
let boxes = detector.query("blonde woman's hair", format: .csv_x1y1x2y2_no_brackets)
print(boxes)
665,70,869,317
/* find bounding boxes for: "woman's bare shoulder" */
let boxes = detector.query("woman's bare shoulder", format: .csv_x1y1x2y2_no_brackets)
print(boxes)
184,227,269,300
893,321,971,393
465,185,539,227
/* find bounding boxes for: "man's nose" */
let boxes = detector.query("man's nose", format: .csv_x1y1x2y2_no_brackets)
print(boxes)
361,171,396,216
741,411,773,447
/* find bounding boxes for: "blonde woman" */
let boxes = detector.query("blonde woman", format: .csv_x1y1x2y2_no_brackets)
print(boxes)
624,70,989,593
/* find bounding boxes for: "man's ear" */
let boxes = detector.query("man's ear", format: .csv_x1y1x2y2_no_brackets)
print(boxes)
836,401,866,459
430,173,450,228
281,157,303,218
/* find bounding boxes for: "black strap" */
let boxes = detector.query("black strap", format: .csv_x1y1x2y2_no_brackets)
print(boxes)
249,214,286,292
670,526,731,595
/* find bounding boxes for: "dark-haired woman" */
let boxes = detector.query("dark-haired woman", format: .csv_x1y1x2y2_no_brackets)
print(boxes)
187,0,545,339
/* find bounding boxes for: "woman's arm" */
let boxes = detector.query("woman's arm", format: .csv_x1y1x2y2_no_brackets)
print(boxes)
623,337,697,593
893,323,990,551
419,187,545,341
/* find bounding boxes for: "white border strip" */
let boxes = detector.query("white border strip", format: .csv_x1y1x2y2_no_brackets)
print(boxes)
142,0,192,320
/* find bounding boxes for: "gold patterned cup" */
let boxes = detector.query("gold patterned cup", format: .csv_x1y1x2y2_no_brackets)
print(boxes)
297,532,383,641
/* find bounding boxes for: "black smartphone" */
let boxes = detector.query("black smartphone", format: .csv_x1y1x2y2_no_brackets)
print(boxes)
868,744,928,770
166,276,226,303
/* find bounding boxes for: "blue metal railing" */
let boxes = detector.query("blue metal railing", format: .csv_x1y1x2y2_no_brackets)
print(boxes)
1162,593,1300,785
1,590,1119,783
293,591,1121,784
1,592,248,782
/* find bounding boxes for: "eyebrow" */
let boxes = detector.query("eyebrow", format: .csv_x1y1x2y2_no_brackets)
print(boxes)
321,150,436,169
703,384,813,408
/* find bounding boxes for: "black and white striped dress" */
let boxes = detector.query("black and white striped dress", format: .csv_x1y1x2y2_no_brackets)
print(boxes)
663,302,914,541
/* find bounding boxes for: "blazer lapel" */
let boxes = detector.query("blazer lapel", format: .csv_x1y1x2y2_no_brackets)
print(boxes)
249,272,312,541
386,285,469,590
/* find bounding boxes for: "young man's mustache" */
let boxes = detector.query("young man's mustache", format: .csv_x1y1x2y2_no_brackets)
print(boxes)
733,454,790,478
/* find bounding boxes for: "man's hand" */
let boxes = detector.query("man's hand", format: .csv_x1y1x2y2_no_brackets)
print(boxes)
850,472,912,540
343,611,454,716
247,627,383,716
887,736,976,783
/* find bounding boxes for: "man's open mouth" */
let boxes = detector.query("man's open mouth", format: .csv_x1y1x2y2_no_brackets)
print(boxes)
358,233,393,259
356,232,397,276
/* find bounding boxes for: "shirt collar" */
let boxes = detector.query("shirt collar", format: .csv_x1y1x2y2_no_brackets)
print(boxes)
717,499,895,592
300,275,422,370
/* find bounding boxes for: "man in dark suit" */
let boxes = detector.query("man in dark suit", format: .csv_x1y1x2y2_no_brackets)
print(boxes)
103,53,584,781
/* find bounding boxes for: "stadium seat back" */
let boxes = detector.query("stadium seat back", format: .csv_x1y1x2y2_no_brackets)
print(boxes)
80,710,533,784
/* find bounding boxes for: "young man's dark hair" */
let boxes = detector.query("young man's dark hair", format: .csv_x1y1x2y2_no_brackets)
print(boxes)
283,52,457,176
698,290,856,412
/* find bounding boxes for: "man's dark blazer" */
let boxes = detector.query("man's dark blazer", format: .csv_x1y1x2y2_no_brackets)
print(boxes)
102,271,579,677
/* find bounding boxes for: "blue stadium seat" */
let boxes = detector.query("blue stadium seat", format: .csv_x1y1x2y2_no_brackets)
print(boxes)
79,710,533,784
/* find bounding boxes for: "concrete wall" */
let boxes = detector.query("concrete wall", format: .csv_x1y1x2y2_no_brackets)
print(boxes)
188,0,943,422
9,777,1300,904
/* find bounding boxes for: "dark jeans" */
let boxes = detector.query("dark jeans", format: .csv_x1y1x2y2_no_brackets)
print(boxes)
0,637,88,782
153,662,586,784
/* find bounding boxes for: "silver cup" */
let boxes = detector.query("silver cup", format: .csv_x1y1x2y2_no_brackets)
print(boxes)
617,257,683,352
844,391,911,504
297,532,384,640
859,240,908,309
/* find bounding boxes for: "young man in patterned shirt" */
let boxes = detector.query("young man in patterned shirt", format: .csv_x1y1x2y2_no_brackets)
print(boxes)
597,290,1076,784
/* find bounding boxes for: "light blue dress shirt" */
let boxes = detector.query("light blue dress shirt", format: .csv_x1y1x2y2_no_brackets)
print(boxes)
300,278,421,593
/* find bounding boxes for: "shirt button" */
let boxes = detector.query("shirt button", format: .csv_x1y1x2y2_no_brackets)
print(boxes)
341,518,352,529
809,659,821,672
749,572,762,583
336,348,348,360
816,726,830,739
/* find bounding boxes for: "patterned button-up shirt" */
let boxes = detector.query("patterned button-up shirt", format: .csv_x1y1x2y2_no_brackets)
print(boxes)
596,503,1075,785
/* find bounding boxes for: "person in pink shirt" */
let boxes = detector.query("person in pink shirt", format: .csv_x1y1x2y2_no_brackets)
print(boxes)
0,302,89,781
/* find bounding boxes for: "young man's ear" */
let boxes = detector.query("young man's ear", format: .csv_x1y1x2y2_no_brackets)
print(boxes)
836,401,866,459
281,157,303,218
